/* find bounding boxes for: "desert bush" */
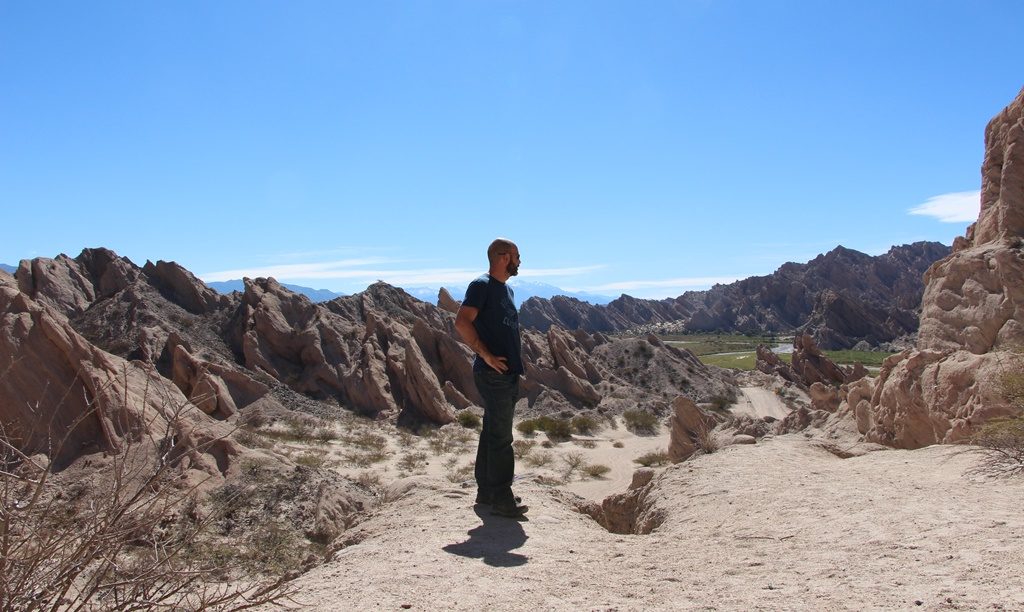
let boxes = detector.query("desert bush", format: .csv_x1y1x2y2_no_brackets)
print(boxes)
442,457,474,483
524,451,554,468
633,450,671,467
342,431,390,466
543,418,573,442
456,411,482,429
972,417,1024,470
235,428,273,449
583,463,612,479
692,423,720,455
561,451,587,478
426,427,473,455
710,394,733,410
294,450,330,469
571,414,600,436
573,439,597,449
516,419,538,436
315,425,340,443
0,391,293,611
355,471,383,490
623,409,659,435
512,439,536,460
398,451,429,473
612,441,625,449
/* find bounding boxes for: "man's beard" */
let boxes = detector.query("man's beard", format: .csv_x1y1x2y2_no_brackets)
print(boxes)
507,261,519,276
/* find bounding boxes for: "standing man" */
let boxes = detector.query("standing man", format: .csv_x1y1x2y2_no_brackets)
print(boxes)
454,238,528,518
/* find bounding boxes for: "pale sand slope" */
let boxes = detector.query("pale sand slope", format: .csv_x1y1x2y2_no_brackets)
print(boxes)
271,436,1024,611
731,386,791,420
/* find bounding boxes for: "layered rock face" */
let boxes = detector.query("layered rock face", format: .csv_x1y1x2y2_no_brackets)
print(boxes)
845,88,1024,448
520,242,949,349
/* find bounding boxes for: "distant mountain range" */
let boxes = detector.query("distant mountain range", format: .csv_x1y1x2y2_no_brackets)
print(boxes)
0,263,15,274
519,242,952,350
406,280,615,308
206,280,346,303
203,278,615,307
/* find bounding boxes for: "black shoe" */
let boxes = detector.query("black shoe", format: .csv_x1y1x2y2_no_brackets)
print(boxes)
475,491,522,506
490,499,529,517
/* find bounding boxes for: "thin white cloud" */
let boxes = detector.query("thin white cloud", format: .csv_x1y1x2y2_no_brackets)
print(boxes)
200,259,605,289
908,190,980,223
200,257,395,282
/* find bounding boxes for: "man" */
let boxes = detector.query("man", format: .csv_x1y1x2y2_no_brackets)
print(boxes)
454,238,528,518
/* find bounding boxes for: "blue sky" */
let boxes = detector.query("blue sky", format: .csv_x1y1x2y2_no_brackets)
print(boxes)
2,1,1021,299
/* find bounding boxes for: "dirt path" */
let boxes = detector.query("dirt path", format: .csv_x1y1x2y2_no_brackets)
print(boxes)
731,386,791,419
271,436,1024,611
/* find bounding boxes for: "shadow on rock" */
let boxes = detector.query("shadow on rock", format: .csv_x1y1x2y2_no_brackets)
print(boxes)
442,506,529,567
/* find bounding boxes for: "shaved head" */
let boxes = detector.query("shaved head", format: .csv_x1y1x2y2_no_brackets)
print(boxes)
487,238,518,265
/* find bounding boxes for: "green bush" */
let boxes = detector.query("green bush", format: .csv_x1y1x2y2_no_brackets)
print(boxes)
456,410,482,429
544,418,573,442
571,415,599,436
622,409,659,435
516,419,538,436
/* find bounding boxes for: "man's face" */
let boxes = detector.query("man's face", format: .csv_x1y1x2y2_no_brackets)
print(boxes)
505,248,521,276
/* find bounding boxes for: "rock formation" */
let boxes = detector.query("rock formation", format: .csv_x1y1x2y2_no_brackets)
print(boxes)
837,88,1024,448
668,396,720,461
3,249,738,434
755,333,867,390
520,242,950,349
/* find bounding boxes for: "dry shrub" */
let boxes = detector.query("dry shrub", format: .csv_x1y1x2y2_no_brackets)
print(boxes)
622,409,659,435
512,439,536,460
398,451,429,473
426,427,473,456
972,418,1024,471
972,352,1024,473
692,422,720,455
0,382,293,611
561,451,586,479
524,451,554,468
633,450,670,467
583,463,611,479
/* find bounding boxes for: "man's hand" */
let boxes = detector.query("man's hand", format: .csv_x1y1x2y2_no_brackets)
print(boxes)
482,354,509,374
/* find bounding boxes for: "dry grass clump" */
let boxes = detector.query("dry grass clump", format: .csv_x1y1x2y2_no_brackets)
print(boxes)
633,450,671,467
512,439,536,460
341,430,391,466
583,463,611,479
972,418,1024,471
398,451,429,474
442,457,474,483
622,409,660,435
524,451,554,468
971,351,1024,473
560,451,587,479
693,423,720,455
425,427,474,456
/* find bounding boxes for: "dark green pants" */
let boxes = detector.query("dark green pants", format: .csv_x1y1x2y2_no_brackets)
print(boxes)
473,371,519,505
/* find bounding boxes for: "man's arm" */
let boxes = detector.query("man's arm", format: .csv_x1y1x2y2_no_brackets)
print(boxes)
454,305,509,373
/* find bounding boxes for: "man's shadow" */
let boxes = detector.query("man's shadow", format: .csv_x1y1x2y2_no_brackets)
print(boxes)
442,505,529,567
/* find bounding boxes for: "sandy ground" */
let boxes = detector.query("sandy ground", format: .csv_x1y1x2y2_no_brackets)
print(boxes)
731,386,791,420
263,430,1024,611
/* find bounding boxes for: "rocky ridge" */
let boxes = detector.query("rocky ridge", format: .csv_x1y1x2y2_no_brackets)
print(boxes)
829,88,1024,448
4,248,737,444
519,242,950,349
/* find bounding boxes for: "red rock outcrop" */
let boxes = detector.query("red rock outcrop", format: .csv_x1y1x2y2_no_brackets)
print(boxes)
668,396,719,462
0,272,238,474
843,88,1024,448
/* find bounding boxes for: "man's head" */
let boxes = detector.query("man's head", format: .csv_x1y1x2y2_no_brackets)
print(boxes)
487,238,520,279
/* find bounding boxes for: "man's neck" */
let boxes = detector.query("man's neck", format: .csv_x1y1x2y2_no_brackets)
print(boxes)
487,268,510,283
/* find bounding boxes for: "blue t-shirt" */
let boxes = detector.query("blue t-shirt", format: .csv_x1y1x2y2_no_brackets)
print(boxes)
463,274,523,375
